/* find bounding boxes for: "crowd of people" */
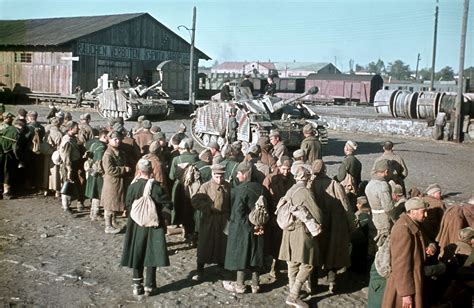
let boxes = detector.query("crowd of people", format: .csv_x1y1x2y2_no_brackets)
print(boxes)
0,107,473,307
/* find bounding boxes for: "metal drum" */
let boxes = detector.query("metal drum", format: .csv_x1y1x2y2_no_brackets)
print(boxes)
393,90,412,118
416,91,440,119
374,90,398,116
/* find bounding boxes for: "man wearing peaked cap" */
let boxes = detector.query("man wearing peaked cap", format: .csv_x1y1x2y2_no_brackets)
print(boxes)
78,113,94,145
301,123,322,164
207,141,222,164
382,197,429,308
134,119,153,155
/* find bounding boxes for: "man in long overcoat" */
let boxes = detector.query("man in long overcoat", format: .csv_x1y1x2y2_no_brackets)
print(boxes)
382,197,428,308
0,112,18,199
47,118,63,197
263,157,295,277
310,159,355,293
300,124,322,164
121,159,170,297
191,164,230,281
279,167,323,307
84,130,108,221
421,183,446,243
101,131,131,234
223,161,268,294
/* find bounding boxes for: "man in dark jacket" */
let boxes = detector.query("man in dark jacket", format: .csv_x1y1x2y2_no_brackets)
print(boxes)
240,74,254,94
220,79,232,101
223,161,268,294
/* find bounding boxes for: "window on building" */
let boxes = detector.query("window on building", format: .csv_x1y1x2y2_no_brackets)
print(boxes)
14,52,32,63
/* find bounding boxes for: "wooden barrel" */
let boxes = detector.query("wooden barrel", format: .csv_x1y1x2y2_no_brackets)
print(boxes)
393,90,411,118
374,89,398,116
416,91,440,119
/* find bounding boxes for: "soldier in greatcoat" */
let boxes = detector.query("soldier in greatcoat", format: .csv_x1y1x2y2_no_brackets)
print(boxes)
59,121,84,212
257,136,276,173
300,124,322,164
269,130,289,163
26,110,48,194
421,183,446,243
279,166,323,308
101,131,132,234
133,120,153,155
84,130,108,221
0,112,18,199
169,138,199,242
263,156,295,277
121,159,170,297
336,140,362,207
137,140,170,198
47,118,63,197
382,197,428,308
372,140,408,195
223,161,268,294
365,159,394,308
77,113,94,145
309,159,356,294
191,164,230,281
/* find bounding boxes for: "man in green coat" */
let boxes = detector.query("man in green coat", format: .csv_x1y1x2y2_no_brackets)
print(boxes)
223,161,268,294
121,159,170,297
169,138,198,243
279,166,323,308
84,130,108,221
336,140,362,207
191,164,230,281
300,124,322,164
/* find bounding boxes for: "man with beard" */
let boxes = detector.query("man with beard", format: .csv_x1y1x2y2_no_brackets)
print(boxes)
84,130,108,221
191,164,230,281
309,159,355,294
263,156,295,278
101,131,132,234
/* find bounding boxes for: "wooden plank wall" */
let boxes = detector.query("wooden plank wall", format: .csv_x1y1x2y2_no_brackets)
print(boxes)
0,51,72,95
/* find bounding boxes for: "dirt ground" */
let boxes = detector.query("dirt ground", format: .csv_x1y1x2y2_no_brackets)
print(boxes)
0,103,473,307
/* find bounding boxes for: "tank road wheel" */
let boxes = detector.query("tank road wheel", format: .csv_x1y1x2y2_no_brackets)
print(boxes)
123,103,139,121
97,106,107,118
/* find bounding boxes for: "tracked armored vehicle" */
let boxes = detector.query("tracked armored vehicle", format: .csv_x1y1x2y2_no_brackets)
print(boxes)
97,81,174,121
191,86,328,150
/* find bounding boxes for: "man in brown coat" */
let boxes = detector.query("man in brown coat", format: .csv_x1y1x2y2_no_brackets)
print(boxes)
190,164,230,281
382,197,428,308
101,131,131,234
269,130,288,163
133,120,153,155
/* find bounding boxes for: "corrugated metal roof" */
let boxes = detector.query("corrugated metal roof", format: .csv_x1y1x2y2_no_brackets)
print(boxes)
0,13,145,46
0,13,210,60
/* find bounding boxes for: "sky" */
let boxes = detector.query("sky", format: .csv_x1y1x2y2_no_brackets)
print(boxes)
1,0,472,72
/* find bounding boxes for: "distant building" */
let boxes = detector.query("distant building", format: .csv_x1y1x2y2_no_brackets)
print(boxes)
273,62,341,77
0,13,210,96
211,61,275,76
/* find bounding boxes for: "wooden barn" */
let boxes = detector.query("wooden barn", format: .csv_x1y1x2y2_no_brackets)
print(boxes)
0,13,210,97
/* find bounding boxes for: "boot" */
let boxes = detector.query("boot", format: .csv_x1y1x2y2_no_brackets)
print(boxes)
111,212,121,230
286,280,308,308
76,201,84,212
90,199,100,221
132,278,144,296
61,194,72,212
104,211,120,234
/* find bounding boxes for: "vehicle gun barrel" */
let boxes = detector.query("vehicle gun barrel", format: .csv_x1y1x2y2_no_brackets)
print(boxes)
272,86,319,112
138,80,162,97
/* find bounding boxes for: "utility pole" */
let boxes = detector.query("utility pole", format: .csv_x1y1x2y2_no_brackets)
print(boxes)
454,0,470,142
430,0,439,91
189,7,196,107
415,53,421,81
